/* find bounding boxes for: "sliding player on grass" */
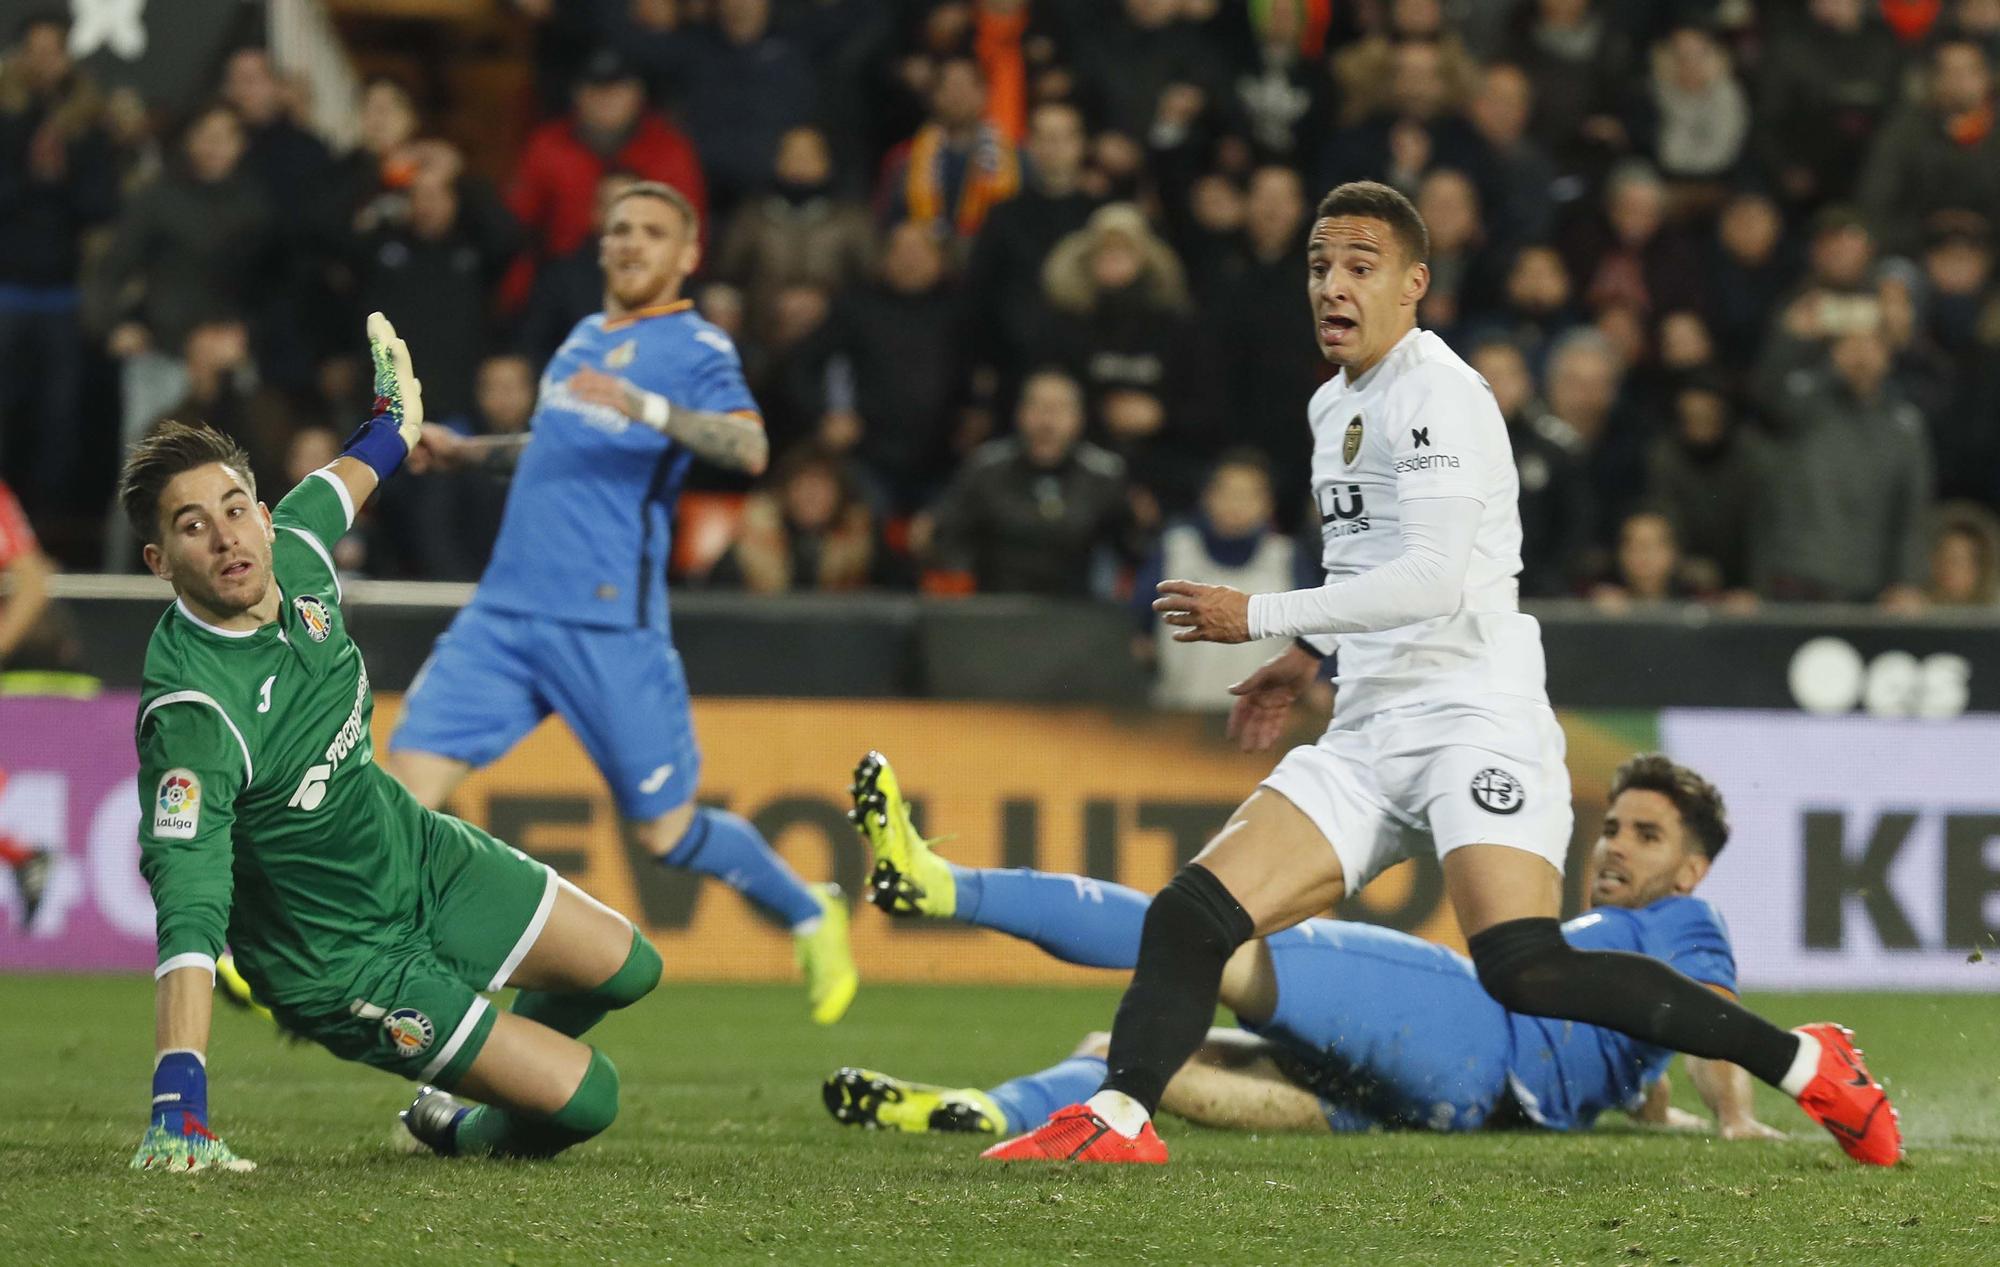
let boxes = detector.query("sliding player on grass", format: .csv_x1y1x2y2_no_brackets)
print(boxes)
386,180,856,1025
831,751,1786,1144
126,319,659,1171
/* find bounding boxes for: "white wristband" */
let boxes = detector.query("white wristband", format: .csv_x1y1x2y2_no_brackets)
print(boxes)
638,391,671,432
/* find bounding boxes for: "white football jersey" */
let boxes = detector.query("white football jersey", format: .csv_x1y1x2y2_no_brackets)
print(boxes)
1305,328,1548,723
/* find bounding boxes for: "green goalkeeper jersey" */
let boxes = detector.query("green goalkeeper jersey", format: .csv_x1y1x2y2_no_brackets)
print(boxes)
136,471,428,1009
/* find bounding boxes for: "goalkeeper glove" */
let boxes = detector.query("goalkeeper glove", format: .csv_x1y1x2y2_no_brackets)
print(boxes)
341,311,427,478
131,1050,254,1172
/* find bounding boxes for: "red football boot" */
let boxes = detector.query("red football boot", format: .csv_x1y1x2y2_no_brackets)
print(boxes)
1792,1023,1902,1166
979,1104,1169,1164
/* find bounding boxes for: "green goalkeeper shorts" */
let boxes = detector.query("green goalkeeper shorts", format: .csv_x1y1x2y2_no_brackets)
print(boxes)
274,812,559,1087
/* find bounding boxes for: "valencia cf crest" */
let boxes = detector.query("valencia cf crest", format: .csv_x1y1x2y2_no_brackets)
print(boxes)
605,339,637,369
1342,415,1364,465
293,594,332,643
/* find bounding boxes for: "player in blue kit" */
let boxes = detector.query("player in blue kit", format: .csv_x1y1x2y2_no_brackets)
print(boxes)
823,751,1788,1143
388,181,857,1024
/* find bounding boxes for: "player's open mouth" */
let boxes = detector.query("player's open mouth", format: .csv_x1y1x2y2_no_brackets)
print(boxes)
220,560,253,579
1320,315,1356,345
1593,867,1628,892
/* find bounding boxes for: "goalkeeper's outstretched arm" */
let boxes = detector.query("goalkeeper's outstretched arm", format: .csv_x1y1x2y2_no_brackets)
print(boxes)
320,312,428,514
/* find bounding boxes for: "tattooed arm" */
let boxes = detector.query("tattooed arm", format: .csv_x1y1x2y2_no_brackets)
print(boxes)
408,425,531,476
567,366,770,476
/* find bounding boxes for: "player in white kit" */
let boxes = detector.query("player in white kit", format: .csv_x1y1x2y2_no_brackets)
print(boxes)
982,182,1901,1168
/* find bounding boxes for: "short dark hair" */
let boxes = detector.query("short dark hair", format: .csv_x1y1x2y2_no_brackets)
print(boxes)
1315,180,1429,264
612,180,699,235
1210,447,1274,485
13,7,68,45
1609,753,1730,860
119,421,257,544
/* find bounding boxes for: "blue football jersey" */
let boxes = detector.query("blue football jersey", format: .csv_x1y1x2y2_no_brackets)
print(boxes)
1504,895,1739,1130
474,300,759,631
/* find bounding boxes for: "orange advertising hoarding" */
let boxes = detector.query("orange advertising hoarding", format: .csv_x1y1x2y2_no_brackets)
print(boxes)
372,698,1643,984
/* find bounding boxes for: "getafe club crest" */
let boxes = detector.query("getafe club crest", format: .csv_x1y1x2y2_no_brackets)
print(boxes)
293,594,332,643
605,339,638,369
383,1008,435,1056
1342,415,1364,465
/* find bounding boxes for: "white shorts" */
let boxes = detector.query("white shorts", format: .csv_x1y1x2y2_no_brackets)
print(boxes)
1260,694,1573,893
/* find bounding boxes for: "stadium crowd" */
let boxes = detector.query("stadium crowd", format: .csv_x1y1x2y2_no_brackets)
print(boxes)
5,0,2000,625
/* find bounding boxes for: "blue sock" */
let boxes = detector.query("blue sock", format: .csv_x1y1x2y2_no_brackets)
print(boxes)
151,1049,207,1132
988,1055,1108,1133
662,808,823,930
948,866,1149,969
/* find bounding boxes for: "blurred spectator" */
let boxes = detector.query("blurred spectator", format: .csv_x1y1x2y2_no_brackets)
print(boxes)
1924,500,2000,606
1630,22,1748,188
1036,202,1215,511
1462,242,1583,373
1965,0,2000,65
385,354,537,581
0,8,116,504
794,221,965,511
1912,210,2000,500
1472,339,1591,597
325,76,421,239
508,49,706,301
1543,327,1646,530
1464,61,1559,244
877,55,1021,247
1502,0,1640,177
1753,205,1883,405
1135,450,1316,710
1321,36,1486,196
1563,160,1703,322
1705,190,1793,373
964,100,1098,381
157,317,294,496
1590,507,1696,612
918,367,1138,596
638,0,814,215
1414,166,1497,338
1858,37,2000,258
517,170,633,368
711,445,899,593
354,160,522,421
92,102,271,451
1232,0,1335,167
1332,1,1479,127
1758,323,1933,605
221,46,331,227
1199,166,1321,516
716,126,876,349
221,45,333,387
1644,375,1769,596
1073,0,1227,140
1754,0,1902,213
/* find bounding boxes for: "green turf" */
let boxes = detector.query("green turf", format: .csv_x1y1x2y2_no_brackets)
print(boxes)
2,978,1996,1265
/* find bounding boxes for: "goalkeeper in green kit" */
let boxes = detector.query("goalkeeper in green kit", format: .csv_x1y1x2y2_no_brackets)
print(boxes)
125,315,661,1172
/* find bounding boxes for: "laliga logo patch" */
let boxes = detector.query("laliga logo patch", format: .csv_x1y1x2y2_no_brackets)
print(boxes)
605,339,637,369
1469,768,1525,815
384,1008,436,1056
293,594,332,643
154,769,201,840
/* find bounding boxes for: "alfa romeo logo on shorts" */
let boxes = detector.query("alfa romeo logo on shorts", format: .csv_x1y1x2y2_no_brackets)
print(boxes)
1470,768,1525,815
384,1008,435,1056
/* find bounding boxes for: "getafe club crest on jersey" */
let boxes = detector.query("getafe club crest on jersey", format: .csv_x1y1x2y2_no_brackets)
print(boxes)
1342,415,1364,465
294,594,332,643
605,339,638,369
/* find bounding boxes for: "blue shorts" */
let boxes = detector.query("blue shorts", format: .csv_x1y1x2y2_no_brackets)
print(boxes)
1246,920,1517,1133
390,606,700,821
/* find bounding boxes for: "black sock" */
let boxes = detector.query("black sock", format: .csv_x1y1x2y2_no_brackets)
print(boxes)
1466,917,1801,1088
1099,864,1254,1115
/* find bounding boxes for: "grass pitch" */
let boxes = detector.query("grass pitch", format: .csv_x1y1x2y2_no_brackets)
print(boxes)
2,978,1996,1265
